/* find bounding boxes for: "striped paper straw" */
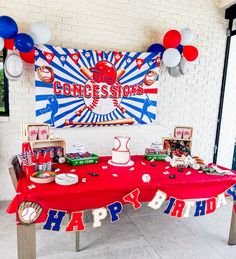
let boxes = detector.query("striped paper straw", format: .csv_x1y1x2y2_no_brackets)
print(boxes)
26,151,32,165
22,152,28,166
17,153,24,165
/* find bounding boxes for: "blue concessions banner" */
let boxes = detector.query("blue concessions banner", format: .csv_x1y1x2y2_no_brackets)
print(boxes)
35,45,160,128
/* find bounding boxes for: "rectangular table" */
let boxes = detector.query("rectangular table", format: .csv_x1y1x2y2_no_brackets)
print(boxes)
7,155,236,259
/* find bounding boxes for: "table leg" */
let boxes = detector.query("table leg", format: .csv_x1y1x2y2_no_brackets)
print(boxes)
68,214,80,252
75,231,80,252
17,224,36,259
228,202,236,245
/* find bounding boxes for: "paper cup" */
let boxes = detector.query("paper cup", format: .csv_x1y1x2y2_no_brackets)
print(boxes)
24,164,36,179
73,144,85,154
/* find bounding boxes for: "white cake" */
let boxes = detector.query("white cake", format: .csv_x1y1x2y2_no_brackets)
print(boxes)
108,136,134,166
111,148,131,165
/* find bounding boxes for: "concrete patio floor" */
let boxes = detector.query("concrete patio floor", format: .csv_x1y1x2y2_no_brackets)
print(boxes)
1,200,236,259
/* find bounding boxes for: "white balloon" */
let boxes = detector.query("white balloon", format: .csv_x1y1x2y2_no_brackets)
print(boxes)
180,28,194,46
0,37,4,51
168,57,189,78
29,22,51,44
162,48,181,68
168,66,181,78
4,53,23,81
179,57,188,74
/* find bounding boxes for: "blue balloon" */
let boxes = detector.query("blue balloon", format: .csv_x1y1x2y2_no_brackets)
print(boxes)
177,44,183,54
0,16,18,39
147,43,165,54
14,33,34,53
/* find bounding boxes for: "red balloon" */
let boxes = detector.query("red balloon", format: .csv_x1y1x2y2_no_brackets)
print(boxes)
183,45,198,61
163,30,181,49
4,37,14,50
19,48,35,64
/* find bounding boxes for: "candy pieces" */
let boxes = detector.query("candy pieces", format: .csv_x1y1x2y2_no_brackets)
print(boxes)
163,171,170,175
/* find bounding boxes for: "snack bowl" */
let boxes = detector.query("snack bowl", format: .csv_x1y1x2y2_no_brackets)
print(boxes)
30,171,56,184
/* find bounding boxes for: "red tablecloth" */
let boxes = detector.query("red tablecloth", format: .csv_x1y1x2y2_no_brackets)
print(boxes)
7,155,236,223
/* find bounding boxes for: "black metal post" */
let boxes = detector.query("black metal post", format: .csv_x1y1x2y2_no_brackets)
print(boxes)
3,48,9,116
213,19,232,163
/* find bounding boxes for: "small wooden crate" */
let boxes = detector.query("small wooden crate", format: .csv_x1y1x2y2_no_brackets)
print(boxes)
30,138,66,156
162,137,192,156
174,126,193,140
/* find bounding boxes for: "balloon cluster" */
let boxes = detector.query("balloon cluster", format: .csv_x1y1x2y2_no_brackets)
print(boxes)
148,28,198,77
0,16,51,81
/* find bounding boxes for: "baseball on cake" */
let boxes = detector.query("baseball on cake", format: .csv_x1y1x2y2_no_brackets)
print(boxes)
108,136,134,166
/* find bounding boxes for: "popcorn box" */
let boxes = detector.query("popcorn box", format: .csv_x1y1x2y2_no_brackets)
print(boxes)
38,126,49,140
28,126,38,141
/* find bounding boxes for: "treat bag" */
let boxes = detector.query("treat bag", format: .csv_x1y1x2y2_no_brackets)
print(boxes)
38,126,49,140
28,126,38,141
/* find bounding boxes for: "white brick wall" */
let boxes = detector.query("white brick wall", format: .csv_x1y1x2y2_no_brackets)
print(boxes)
0,0,232,200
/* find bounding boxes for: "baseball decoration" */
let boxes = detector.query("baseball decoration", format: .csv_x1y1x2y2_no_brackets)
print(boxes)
29,21,51,45
36,66,54,83
182,45,198,62
19,48,35,64
163,30,181,49
18,201,42,225
90,61,117,85
0,16,52,69
0,15,199,83
180,28,194,46
4,37,15,50
0,16,18,39
4,53,23,81
14,33,34,53
144,70,158,86
35,45,160,128
148,28,198,78
142,174,151,183
162,48,181,68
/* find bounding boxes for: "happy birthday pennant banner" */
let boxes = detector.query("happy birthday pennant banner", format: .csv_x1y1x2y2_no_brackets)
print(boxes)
35,45,160,128
17,184,236,230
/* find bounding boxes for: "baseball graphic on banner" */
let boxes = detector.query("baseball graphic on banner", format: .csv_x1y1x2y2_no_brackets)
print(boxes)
83,79,123,115
35,45,160,128
36,66,54,83
18,201,42,225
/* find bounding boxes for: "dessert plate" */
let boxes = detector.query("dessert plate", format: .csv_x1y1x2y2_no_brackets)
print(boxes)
55,173,78,185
